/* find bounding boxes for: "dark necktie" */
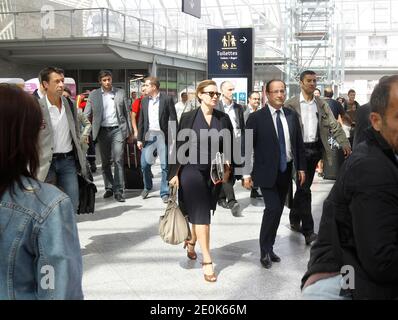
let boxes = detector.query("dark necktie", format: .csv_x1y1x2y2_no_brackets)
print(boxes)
276,110,287,172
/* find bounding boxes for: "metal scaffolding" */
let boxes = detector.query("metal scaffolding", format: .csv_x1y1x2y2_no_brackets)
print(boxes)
284,0,343,94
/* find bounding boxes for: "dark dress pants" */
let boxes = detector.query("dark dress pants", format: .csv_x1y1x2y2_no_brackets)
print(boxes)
260,163,292,258
289,144,322,235
97,126,125,193
219,178,237,204
86,132,96,165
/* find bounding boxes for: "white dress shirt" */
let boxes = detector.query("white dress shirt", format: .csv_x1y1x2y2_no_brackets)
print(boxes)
175,101,187,122
268,105,293,163
101,88,118,127
247,104,258,113
223,101,241,138
148,93,161,132
242,105,292,179
46,96,73,153
300,92,318,143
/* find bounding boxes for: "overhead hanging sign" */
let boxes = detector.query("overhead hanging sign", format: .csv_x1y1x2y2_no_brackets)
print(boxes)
208,28,253,76
182,0,201,19
208,28,254,103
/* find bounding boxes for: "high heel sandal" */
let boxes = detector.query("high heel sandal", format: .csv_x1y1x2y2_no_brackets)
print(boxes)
183,240,197,260
201,261,217,282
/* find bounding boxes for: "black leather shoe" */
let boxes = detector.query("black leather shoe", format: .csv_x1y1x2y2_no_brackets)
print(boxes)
290,223,302,233
305,232,318,245
250,189,262,198
90,163,97,173
103,190,113,199
218,199,228,209
114,193,126,202
269,251,281,263
260,254,272,269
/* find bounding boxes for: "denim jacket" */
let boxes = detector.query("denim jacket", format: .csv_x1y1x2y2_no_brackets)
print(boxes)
0,177,83,300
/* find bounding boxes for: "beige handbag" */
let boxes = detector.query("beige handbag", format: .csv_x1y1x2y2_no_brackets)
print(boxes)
159,186,190,245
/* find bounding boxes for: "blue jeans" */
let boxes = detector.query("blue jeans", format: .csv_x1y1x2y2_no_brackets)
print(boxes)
141,134,169,197
45,155,79,213
302,275,352,300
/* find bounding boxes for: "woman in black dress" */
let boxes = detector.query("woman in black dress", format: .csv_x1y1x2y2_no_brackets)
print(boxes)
168,80,234,282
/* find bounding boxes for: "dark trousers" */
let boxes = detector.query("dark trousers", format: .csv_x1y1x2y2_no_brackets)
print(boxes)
86,133,96,164
98,126,125,193
219,178,236,204
260,163,292,257
289,144,322,235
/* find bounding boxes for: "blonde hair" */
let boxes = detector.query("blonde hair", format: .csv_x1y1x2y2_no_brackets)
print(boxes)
196,80,218,103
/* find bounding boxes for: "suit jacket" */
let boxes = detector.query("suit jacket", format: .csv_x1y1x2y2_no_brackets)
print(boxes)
84,87,131,141
285,95,350,165
245,105,306,188
168,108,235,212
137,92,177,146
37,96,87,181
216,100,245,131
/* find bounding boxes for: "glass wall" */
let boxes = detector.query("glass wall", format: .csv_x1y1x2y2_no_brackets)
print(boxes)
157,67,206,104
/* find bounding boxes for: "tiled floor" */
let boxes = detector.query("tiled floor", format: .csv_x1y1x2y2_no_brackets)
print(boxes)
77,166,334,300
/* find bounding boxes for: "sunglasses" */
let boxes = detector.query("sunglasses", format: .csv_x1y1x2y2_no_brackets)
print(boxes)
202,91,221,98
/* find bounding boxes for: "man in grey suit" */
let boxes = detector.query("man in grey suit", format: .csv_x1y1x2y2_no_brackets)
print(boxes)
285,70,351,245
84,70,132,202
37,67,88,212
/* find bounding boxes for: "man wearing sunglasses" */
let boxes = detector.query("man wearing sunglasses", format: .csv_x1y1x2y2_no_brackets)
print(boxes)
216,81,245,217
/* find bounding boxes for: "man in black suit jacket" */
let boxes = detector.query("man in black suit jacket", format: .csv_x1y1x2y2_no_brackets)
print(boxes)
243,80,306,269
137,77,177,203
216,80,245,217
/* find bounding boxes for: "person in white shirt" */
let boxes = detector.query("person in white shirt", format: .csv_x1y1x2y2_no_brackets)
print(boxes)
175,92,188,122
244,91,262,199
37,67,88,212
216,81,245,217
243,80,306,269
137,77,177,203
84,70,133,202
285,70,351,245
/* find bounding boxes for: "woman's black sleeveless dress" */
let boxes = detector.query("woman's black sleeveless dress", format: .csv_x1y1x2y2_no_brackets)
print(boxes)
179,109,221,225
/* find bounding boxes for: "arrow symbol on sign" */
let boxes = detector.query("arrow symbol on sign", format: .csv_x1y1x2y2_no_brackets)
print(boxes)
240,37,247,44
190,0,195,8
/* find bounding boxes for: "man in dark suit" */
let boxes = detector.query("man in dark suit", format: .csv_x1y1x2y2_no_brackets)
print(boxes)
243,80,307,269
84,70,132,202
137,77,177,203
216,80,245,217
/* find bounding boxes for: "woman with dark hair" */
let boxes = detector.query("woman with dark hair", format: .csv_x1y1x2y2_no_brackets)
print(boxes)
168,80,235,282
0,84,83,300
